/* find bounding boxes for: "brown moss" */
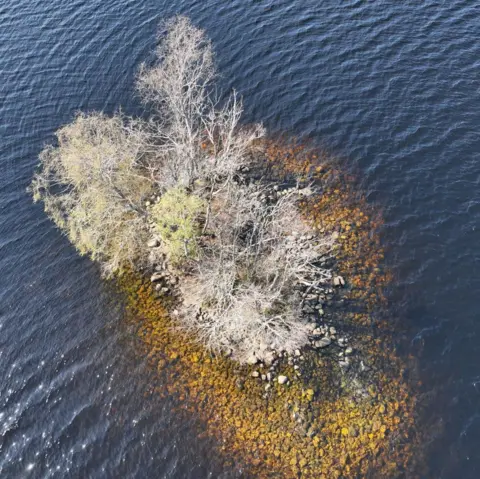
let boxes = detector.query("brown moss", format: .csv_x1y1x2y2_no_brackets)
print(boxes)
116,140,425,478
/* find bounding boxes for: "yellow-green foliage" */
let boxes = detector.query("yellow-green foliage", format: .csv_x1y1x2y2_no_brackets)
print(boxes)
30,112,153,276
151,188,205,264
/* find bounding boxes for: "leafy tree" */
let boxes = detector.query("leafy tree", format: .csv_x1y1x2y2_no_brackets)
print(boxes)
151,188,205,264
31,112,153,276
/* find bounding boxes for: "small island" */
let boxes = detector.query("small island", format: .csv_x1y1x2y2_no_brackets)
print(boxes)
31,16,423,478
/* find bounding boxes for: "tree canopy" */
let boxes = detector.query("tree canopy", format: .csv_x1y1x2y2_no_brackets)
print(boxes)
31,16,333,362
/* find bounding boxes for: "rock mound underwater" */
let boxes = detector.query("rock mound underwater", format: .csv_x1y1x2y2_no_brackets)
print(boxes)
119,142,425,478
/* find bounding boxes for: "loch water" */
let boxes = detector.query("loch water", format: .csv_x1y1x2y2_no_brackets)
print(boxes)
1,1,479,477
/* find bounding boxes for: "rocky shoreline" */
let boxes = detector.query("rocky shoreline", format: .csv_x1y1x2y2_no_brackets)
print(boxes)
141,179,368,395
117,146,423,478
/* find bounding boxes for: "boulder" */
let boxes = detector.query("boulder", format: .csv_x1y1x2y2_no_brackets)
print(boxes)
246,354,258,365
147,238,160,248
314,337,331,349
263,351,275,366
150,273,163,282
339,358,350,369
277,375,288,385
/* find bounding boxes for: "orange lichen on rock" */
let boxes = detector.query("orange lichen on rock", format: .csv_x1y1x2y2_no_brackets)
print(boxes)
116,140,424,478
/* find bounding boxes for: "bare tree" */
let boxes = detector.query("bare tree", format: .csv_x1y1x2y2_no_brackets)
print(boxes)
31,112,153,276
137,16,264,189
179,183,333,362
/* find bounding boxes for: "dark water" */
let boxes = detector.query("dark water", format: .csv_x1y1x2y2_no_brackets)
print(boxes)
1,0,479,477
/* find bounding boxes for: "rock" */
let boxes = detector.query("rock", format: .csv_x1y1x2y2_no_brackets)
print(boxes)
294,349,301,357
150,273,163,282
277,375,288,385
360,361,371,372
339,359,350,369
314,337,332,349
263,351,275,366
266,372,272,381
298,186,314,197
261,374,267,381
147,238,160,248
333,276,345,287
345,347,353,355
329,326,337,335
251,371,260,378
246,355,258,365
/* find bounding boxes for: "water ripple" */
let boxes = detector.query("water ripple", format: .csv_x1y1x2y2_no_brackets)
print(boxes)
1,0,479,477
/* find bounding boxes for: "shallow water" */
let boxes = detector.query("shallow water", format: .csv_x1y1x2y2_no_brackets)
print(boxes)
1,1,479,477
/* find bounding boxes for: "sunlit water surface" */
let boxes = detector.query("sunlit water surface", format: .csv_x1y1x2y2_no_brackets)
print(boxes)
1,1,479,477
